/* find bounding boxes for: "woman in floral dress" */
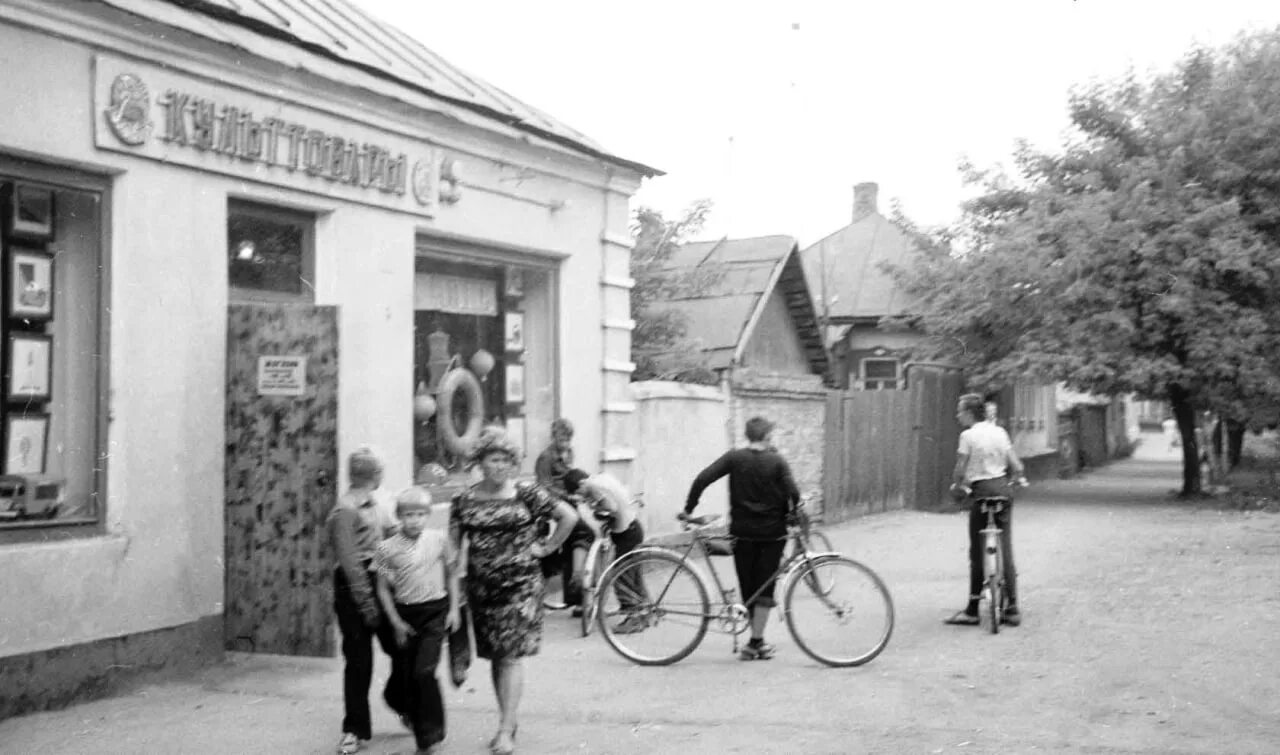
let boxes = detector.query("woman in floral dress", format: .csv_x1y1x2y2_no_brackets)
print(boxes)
450,426,578,755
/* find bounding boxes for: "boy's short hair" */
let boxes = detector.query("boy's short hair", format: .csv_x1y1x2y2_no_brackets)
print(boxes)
395,486,433,514
744,416,774,442
551,417,574,438
562,468,589,495
348,446,383,484
958,394,986,421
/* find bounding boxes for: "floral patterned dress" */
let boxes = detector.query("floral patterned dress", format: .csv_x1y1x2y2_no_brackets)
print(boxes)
450,481,557,659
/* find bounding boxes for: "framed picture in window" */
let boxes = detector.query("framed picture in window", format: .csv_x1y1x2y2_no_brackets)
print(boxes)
504,311,524,352
505,363,525,404
8,247,55,322
4,413,50,475
8,183,55,242
6,333,53,403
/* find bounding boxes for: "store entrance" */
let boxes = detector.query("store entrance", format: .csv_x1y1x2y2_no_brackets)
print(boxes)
223,302,339,656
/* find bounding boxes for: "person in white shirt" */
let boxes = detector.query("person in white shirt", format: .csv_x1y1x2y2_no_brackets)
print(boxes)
945,394,1028,627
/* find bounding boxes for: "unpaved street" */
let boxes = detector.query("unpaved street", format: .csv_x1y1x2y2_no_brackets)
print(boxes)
2,434,1278,753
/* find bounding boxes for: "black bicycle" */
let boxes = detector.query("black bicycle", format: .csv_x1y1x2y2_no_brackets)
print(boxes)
593,498,893,667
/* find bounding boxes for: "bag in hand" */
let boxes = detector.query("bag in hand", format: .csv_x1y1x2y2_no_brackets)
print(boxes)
448,602,472,687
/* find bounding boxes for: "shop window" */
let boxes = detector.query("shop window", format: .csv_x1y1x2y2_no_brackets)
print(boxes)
227,199,314,301
412,249,555,488
858,358,902,390
0,173,106,532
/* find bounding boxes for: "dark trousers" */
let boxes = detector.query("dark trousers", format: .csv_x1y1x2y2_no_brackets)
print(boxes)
334,567,399,740
387,597,449,750
609,520,647,610
733,538,787,613
967,478,1018,607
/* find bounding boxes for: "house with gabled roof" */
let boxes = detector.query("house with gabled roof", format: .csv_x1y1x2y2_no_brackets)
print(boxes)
636,234,829,511
800,182,1061,472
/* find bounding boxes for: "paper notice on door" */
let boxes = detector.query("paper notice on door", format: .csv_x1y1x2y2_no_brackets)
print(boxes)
257,356,307,396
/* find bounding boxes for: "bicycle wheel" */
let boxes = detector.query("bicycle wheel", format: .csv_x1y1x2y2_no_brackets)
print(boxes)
784,555,894,667
597,548,710,666
799,531,837,596
580,539,613,637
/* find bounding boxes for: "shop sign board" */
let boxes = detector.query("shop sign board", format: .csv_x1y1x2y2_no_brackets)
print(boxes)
93,55,447,214
257,356,307,396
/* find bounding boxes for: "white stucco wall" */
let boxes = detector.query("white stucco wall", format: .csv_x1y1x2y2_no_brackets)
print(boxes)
0,7,641,658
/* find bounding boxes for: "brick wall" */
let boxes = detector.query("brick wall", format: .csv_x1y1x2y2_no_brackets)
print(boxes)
728,369,827,518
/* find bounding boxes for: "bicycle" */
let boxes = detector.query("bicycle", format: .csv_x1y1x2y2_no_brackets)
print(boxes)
969,479,1026,634
593,498,894,667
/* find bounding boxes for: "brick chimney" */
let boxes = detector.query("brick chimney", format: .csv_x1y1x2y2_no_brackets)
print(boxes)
853,182,879,221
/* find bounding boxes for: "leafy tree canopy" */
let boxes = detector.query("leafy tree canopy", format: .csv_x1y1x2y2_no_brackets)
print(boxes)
630,199,721,383
890,29,1280,494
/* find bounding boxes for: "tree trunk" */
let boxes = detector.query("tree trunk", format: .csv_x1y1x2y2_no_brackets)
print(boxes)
1226,420,1245,469
1169,385,1201,496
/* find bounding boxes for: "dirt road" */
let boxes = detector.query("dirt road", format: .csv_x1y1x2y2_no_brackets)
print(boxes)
2,433,1277,753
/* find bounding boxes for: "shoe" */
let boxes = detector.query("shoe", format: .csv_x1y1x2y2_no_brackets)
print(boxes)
570,605,584,618
337,732,365,755
1001,608,1022,627
739,641,776,660
612,615,647,634
943,610,980,626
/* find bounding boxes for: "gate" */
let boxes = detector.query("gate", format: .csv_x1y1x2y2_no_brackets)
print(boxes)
823,363,961,522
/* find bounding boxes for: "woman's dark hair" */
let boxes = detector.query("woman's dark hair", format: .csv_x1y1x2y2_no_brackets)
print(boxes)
745,416,774,442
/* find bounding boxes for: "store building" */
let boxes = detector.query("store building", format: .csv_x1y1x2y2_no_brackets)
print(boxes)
0,0,655,715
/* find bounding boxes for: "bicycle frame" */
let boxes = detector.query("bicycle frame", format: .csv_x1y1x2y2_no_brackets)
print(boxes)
976,496,1008,632
637,508,829,649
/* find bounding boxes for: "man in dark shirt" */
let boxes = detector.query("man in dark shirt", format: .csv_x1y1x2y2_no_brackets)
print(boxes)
683,416,799,660
534,418,594,610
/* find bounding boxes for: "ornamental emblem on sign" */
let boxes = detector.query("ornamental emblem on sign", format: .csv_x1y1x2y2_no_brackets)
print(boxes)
104,73,152,146
411,158,436,207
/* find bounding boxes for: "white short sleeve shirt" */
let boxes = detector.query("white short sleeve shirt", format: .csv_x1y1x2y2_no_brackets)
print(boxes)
957,420,1015,483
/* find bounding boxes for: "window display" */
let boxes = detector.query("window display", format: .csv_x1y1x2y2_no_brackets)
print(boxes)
0,172,104,530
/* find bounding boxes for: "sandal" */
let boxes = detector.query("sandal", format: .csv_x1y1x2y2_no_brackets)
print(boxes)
489,730,516,755
943,610,980,626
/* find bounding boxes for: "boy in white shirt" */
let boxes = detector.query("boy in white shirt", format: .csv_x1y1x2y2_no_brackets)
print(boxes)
375,487,460,755
946,394,1028,627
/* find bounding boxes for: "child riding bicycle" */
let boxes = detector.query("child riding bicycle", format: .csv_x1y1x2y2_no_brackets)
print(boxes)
946,394,1028,628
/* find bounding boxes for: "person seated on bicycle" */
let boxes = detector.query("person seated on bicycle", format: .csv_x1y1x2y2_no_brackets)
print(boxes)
562,469,649,633
682,416,800,660
535,418,595,610
946,394,1029,628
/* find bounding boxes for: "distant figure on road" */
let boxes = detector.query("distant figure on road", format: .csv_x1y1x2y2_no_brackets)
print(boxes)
1162,417,1180,450
683,416,800,660
946,394,1028,628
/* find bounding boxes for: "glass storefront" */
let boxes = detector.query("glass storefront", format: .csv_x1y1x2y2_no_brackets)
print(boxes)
0,161,106,531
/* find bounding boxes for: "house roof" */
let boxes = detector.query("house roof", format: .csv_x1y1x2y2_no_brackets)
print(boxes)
799,211,918,322
654,235,828,374
98,0,660,176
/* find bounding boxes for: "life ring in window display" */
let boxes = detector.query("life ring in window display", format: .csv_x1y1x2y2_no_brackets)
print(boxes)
436,367,485,457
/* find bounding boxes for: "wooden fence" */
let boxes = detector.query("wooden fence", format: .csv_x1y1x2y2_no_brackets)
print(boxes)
823,364,962,522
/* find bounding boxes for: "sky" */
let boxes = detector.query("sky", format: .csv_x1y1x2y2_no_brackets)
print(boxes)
356,0,1280,246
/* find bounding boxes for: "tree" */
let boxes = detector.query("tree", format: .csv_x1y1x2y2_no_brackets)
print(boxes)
889,31,1280,496
629,200,722,382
